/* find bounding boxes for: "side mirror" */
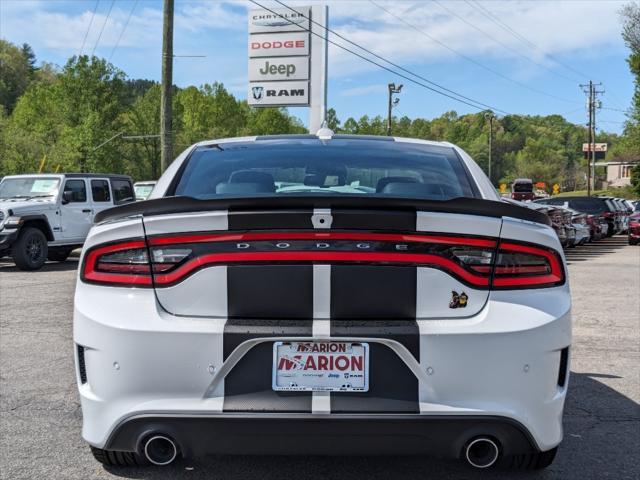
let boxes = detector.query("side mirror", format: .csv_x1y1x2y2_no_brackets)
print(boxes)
61,191,73,205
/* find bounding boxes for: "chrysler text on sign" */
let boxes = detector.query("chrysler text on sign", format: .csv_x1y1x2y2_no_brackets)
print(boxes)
248,6,310,34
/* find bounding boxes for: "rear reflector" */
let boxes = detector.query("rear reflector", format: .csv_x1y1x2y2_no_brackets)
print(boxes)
81,232,564,289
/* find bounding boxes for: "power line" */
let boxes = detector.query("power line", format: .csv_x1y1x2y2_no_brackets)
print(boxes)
466,0,589,81
108,0,139,62
90,0,115,57
431,0,580,86
267,0,508,114
79,0,100,56
370,0,582,105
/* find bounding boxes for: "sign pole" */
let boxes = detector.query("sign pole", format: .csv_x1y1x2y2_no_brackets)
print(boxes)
308,5,328,133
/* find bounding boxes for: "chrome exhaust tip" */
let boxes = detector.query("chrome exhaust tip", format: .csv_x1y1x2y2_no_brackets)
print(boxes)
143,435,178,466
464,437,500,469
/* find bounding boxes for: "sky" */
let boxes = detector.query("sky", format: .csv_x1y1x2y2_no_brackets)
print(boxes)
0,0,635,134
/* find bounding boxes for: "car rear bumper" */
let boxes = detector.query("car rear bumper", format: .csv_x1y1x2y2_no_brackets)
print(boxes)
104,414,539,458
74,285,571,455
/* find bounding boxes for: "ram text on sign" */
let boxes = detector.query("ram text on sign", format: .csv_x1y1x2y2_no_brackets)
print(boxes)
248,81,309,106
249,7,310,34
249,57,309,81
248,32,310,58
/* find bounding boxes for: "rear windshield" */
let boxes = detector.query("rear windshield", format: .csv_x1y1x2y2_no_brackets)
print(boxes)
173,140,477,201
512,181,533,192
567,198,610,214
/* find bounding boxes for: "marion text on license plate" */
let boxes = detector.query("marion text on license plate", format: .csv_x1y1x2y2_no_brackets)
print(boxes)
272,341,369,392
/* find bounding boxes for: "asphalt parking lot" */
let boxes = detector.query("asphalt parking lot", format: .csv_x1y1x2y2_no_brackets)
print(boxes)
0,236,638,480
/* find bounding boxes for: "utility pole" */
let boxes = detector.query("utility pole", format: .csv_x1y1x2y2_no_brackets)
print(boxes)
580,81,603,196
485,112,494,185
387,83,402,136
160,0,174,174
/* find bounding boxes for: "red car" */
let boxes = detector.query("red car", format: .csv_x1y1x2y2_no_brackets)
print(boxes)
511,178,535,201
629,207,640,245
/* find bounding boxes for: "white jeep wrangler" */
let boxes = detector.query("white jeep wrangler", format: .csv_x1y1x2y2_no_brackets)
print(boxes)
0,174,135,270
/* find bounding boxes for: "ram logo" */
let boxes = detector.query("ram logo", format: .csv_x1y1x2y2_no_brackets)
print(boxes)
252,86,264,101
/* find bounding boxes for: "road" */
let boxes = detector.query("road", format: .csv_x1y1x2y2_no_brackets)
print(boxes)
1,236,639,479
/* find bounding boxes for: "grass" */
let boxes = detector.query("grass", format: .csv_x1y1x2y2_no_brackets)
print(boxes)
555,186,638,199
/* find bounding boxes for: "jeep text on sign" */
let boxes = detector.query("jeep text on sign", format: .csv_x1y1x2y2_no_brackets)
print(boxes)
248,32,310,58
248,80,309,106
249,57,309,81
248,6,310,34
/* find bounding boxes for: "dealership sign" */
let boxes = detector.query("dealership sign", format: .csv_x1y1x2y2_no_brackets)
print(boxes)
248,6,311,107
582,143,608,152
248,6,310,33
249,57,309,81
248,81,309,106
248,32,309,57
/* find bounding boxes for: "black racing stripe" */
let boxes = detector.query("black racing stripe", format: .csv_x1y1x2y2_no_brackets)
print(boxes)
223,319,312,413
227,265,313,319
331,209,416,231
228,210,313,230
330,321,420,413
331,265,417,319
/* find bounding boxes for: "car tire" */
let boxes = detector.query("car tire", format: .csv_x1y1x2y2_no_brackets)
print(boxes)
630,237,638,246
47,248,72,262
11,227,48,271
505,446,557,470
90,446,146,467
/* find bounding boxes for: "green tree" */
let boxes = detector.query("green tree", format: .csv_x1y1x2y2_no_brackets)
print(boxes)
0,40,34,113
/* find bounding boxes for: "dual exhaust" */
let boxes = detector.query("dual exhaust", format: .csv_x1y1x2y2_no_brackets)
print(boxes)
464,437,500,469
143,435,178,466
140,433,500,469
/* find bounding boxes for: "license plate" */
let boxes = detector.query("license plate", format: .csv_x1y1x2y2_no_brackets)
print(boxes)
272,341,369,392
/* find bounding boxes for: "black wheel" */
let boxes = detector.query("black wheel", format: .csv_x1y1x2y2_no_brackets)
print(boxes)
630,237,639,246
47,248,72,262
90,446,146,467
11,227,48,270
505,446,557,470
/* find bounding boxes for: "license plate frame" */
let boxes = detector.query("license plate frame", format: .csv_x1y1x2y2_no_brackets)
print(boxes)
272,341,369,392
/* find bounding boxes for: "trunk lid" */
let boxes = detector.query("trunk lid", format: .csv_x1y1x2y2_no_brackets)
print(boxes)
137,200,515,320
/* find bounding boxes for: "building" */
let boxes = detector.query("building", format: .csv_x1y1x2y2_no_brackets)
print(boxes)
594,161,639,188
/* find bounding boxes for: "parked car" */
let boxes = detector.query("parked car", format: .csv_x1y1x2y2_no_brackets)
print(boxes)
535,197,617,237
629,203,640,245
511,178,535,201
0,173,134,270
565,208,590,246
74,133,570,470
134,181,157,201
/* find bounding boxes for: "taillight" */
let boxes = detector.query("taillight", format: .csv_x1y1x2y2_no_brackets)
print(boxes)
82,233,564,290
81,240,192,286
493,242,564,288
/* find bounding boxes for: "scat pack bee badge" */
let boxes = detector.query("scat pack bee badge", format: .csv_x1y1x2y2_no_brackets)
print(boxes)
449,291,469,309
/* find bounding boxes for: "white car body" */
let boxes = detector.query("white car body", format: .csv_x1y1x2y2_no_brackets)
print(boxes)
74,134,571,469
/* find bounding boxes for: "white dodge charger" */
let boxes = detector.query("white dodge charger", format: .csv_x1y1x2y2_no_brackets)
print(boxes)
74,132,571,470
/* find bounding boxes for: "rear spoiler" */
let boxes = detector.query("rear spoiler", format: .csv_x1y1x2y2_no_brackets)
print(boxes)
94,195,551,226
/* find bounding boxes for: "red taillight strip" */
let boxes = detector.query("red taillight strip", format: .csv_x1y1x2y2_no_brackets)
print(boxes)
147,232,497,248
82,240,152,286
493,242,564,287
152,251,491,287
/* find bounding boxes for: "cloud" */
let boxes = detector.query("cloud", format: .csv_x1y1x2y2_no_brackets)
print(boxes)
322,0,627,78
340,84,387,96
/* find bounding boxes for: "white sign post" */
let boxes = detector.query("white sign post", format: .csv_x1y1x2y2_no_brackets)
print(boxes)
247,5,328,134
308,5,328,133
